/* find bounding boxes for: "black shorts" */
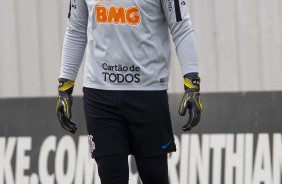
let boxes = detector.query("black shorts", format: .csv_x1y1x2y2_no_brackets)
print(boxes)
83,87,176,158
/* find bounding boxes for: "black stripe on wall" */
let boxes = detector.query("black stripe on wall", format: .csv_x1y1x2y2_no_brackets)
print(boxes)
174,0,182,22
68,1,72,18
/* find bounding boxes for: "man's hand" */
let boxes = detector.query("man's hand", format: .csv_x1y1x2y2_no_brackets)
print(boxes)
56,78,77,134
179,74,202,131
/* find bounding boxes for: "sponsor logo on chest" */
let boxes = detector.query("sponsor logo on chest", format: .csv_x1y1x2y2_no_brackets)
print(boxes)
95,4,141,26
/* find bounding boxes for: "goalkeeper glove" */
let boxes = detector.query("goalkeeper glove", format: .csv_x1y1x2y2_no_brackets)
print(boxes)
56,78,77,134
179,73,202,131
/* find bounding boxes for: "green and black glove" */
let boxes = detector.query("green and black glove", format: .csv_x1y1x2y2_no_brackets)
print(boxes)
179,73,202,131
56,78,77,134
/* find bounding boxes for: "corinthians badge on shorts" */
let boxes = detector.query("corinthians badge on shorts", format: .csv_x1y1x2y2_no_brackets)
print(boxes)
88,135,95,153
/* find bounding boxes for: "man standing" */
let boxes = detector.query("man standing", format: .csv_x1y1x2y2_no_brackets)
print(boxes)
56,0,202,183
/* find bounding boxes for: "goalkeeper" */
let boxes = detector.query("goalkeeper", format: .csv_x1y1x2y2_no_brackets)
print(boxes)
56,0,202,183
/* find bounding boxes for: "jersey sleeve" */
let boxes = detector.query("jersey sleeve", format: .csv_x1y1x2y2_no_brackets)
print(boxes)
59,0,88,81
161,0,198,75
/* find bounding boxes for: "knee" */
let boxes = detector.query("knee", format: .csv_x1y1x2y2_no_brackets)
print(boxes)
142,168,168,181
135,154,169,184
95,155,129,184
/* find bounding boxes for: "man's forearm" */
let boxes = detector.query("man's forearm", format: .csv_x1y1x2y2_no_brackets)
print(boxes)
171,18,198,75
59,27,87,81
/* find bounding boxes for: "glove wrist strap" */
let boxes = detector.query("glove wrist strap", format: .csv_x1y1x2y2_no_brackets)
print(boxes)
58,78,74,95
183,73,200,91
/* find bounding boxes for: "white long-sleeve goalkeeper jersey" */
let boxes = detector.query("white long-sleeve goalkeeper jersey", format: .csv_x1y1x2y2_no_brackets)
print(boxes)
59,0,198,90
